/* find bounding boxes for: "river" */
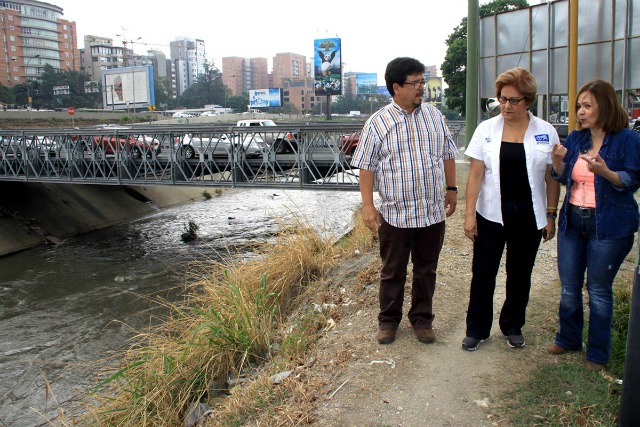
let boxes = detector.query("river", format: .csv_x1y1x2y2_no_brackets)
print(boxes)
0,188,361,426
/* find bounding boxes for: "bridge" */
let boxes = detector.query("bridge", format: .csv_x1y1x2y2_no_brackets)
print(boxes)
0,122,466,190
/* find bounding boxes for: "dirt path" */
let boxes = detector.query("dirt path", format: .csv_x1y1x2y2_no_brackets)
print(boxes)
309,199,568,427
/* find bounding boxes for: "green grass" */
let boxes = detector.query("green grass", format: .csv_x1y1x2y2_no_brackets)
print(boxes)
504,276,633,426
508,363,621,426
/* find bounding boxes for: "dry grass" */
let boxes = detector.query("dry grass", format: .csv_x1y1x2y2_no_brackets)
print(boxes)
83,213,375,426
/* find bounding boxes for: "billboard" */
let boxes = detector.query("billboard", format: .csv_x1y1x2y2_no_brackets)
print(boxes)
314,37,342,96
101,66,155,110
356,73,377,95
425,77,443,104
249,88,282,108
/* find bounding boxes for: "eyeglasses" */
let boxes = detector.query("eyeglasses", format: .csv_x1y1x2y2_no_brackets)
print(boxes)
402,80,426,89
497,96,526,105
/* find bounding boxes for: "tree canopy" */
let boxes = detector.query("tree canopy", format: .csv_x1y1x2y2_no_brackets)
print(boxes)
441,0,529,116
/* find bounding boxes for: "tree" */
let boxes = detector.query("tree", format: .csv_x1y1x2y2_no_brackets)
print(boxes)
0,83,15,105
153,76,173,110
175,61,226,108
28,65,100,109
226,94,250,113
441,0,529,116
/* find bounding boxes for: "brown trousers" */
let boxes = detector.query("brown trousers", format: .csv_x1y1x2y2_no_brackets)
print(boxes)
377,215,446,330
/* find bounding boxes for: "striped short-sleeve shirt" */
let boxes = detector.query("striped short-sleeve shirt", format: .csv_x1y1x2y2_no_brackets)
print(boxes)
350,101,458,228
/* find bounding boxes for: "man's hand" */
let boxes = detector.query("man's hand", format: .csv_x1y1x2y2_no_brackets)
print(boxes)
445,192,457,217
362,204,380,232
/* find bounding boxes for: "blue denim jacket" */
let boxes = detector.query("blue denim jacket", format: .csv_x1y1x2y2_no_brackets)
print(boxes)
553,128,640,240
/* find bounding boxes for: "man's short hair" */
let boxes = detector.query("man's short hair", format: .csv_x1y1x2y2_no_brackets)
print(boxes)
385,57,426,97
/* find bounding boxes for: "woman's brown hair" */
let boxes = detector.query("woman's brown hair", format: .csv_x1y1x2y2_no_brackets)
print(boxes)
575,79,629,133
495,67,537,105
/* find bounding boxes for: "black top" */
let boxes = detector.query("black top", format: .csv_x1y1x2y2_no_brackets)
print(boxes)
500,141,532,203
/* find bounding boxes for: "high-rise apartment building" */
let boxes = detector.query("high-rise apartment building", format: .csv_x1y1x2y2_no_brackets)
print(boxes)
271,52,306,88
79,35,124,82
222,56,270,97
170,37,205,97
281,77,317,113
0,0,78,86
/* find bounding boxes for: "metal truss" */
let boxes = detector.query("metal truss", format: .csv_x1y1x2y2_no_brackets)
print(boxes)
0,123,366,191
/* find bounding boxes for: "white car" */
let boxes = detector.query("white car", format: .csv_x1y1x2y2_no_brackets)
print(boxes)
172,111,197,118
175,133,264,159
200,111,220,117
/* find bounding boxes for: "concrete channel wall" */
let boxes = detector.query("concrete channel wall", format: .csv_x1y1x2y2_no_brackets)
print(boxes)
0,181,208,256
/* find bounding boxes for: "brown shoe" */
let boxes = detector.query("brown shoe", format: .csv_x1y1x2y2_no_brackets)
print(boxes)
415,327,435,344
377,329,396,344
548,343,567,355
585,361,604,372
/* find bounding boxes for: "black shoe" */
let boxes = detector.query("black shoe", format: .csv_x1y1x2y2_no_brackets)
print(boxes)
506,334,525,348
461,336,486,351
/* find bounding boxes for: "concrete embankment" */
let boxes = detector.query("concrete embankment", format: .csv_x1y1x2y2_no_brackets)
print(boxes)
0,181,210,256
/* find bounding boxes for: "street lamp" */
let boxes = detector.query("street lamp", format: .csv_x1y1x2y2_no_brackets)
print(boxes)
25,54,40,110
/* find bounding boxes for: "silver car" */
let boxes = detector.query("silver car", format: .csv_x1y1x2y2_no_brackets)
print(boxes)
175,133,264,159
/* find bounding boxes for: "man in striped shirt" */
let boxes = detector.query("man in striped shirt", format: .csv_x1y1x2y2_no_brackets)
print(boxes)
351,57,459,345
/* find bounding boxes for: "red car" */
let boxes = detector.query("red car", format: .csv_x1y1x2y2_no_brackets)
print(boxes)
86,135,161,159
340,131,360,155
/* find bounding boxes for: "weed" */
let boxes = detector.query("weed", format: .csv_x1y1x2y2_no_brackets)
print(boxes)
86,223,340,426
202,190,212,199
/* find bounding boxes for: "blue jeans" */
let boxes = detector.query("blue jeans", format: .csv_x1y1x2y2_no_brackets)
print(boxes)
555,205,634,365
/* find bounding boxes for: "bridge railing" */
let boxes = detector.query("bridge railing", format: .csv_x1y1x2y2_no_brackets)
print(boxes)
0,121,465,190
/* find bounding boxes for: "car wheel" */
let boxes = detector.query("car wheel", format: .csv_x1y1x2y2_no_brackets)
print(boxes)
274,140,288,154
183,144,195,159
130,146,142,159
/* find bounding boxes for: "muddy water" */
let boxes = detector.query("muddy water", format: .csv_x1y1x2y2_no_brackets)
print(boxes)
0,188,360,426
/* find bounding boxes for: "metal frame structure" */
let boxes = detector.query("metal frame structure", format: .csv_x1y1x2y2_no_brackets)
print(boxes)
478,0,640,119
0,124,372,190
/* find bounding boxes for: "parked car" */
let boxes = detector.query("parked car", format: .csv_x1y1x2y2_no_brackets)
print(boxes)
0,135,58,158
340,131,360,155
172,111,197,118
236,119,298,153
174,133,264,159
86,135,161,159
200,111,220,117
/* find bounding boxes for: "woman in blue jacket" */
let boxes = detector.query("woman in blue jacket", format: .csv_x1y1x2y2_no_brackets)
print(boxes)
550,79,640,370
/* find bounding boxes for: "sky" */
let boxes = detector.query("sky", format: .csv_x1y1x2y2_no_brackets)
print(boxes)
55,0,490,86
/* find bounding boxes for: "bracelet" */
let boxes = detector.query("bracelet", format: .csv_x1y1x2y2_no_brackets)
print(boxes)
546,212,558,219
546,206,557,211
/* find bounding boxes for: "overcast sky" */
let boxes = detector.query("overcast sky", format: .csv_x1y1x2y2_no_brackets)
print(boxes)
55,0,492,85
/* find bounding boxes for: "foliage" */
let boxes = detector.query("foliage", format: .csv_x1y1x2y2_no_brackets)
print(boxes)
153,76,174,110
31,64,102,109
176,61,227,109
441,0,529,116
226,94,250,113
0,83,15,105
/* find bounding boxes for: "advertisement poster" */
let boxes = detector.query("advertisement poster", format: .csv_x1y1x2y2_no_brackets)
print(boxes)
314,38,342,96
102,66,155,110
249,88,282,108
356,73,377,95
425,77,443,104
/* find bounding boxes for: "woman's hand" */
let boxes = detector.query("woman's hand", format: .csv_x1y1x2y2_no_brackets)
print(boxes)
552,143,567,173
542,219,556,242
464,216,477,242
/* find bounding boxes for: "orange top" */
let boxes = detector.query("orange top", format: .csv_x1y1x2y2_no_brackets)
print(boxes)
569,157,596,208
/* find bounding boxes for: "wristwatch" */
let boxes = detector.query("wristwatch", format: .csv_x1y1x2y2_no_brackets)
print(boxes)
446,186,458,193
